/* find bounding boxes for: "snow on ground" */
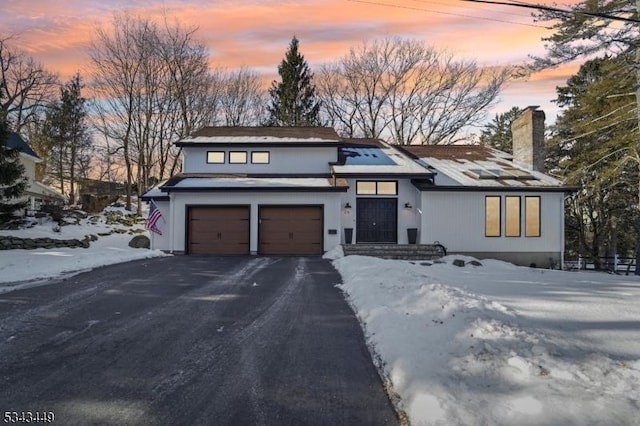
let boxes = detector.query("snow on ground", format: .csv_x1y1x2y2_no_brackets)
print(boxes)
332,254,640,426
2,222,639,425
0,209,169,291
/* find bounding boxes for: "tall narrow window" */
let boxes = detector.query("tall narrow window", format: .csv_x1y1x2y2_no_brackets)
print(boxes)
505,196,521,237
207,151,225,164
485,196,501,237
229,151,247,164
525,196,541,237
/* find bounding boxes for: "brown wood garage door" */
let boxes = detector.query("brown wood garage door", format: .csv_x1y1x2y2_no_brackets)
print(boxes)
259,206,323,255
187,206,249,254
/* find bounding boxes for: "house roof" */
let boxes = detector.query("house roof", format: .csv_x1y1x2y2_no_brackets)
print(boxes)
153,173,349,193
401,144,567,190
333,139,434,177
339,138,387,148
5,132,40,160
177,126,341,146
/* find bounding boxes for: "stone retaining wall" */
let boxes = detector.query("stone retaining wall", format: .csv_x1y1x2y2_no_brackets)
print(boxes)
0,235,97,250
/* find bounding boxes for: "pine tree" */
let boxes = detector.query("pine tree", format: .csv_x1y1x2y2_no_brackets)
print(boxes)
0,102,27,224
267,37,321,126
547,54,638,267
479,107,522,153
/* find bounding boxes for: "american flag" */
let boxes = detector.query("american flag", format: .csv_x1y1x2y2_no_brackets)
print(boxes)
146,199,164,235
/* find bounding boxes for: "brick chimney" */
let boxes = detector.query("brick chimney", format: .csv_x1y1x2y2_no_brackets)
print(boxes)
511,106,545,172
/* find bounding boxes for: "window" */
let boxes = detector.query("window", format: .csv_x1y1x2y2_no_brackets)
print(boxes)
485,196,501,237
251,151,270,164
356,181,397,195
525,196,541,237
207,151,225,164
505,196,521,237
229,151,247,164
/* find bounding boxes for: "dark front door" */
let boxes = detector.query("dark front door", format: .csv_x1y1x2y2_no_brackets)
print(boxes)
356,198,397,243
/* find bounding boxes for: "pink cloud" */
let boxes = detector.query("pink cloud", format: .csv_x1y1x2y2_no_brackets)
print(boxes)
0,0,585,121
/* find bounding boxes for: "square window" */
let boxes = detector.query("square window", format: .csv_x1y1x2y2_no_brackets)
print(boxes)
251,152,270,164
356,181,377,195
207,151,225,164
229,151,247,164
377,181,397,195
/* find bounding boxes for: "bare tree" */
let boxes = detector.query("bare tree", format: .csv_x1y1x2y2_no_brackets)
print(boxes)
220,67,266,126
0,36,59,133
90,13,218,213
317,37,511,145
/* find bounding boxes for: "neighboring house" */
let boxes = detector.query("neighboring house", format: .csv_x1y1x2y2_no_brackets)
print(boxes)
143,107,569,267
5,132,64,213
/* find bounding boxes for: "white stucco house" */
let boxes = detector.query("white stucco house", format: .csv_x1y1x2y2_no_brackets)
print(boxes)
5,132,64,213
143,107,569,267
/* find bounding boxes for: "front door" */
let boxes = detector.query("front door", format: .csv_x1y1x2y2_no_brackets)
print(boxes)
356,198,397,243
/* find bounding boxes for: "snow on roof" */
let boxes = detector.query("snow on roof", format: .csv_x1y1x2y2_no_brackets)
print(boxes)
403,145,563,188
180,126,341,144
180,136,340,144
172,177,336,189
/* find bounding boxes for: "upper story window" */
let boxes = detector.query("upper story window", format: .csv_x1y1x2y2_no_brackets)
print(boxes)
207,151,225,164
356,181,397,195
229,151,247,164
251,151,270,164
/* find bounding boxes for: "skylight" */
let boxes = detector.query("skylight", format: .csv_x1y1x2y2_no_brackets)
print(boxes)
465,168,537,181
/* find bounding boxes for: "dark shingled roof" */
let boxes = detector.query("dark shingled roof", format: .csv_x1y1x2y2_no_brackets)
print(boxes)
339,138,387,148
190,126,341,140
5,132,40,159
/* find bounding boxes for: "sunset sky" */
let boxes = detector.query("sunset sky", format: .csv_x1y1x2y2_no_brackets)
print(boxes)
1,0,581,125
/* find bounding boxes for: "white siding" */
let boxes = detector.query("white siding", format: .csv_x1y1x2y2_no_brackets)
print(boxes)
420,191,564,254
166,192,341,253
182,146,337,174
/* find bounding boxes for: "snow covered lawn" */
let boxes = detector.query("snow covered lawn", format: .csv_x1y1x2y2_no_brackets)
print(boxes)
0,210,169,291
331,254,640,426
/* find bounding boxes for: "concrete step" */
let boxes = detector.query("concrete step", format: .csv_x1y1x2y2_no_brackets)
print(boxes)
342,244,446,260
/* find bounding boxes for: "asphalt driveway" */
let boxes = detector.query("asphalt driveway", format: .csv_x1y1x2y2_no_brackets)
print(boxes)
0,256,398,425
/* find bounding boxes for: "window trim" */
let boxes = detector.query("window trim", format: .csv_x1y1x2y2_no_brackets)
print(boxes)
525,196,541,237
229,151,248,164
251,151,270,164
356,180,398,196
206,151,225,164
505,195,521,237
485,195,501,237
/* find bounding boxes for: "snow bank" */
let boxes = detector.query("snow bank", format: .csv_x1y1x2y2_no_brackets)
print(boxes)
333,255,640,426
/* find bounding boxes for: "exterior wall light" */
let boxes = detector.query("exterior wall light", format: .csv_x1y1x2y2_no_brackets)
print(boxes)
344,202,352,209
404,202,413,209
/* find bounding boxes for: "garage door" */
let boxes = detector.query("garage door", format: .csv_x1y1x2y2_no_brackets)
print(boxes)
259,206,323,255
188,206,249,254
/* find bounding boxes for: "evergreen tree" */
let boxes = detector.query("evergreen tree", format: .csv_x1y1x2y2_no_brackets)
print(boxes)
547,54,638,268
0,101,27,224
479,107,522,153
267,37,321,126
45,73,91,204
